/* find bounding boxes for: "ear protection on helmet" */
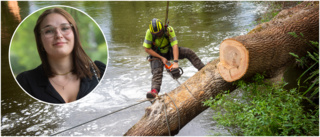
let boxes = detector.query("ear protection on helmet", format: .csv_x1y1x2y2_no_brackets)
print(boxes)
149,18,163,33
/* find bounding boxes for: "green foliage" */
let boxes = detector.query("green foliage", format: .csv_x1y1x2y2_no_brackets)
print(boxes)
10,6,108,76
288,32,319,97
256,2,282,23
288,32,298,38
203,74,319,136
252,1,300,25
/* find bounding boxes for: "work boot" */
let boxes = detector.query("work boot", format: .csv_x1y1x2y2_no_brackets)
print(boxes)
146,89,158,99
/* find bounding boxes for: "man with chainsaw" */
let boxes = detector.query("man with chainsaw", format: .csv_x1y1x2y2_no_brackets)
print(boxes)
144,18,205,99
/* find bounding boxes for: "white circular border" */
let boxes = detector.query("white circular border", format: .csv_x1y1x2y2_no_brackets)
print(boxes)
9,5,109,105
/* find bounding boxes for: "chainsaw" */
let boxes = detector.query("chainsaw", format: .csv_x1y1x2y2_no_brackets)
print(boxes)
164,62,193,95
164,62,183,79
147,61,183,103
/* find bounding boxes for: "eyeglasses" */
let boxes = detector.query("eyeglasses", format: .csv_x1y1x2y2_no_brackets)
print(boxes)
40,24,73,38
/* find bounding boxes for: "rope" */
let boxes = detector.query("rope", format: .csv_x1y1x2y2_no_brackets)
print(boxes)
51,93,181,136
165,1,169,24
174,78,198,101
50,99,152,136
162,99,171,136
165,93,181,131
161,93,182,136
183,83,199,101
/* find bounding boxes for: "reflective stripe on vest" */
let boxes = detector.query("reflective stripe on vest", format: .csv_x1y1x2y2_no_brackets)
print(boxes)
144,39,152,44
169,36,177,42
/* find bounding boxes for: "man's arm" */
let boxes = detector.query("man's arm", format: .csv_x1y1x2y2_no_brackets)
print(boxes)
145,47,168,65
172,44,179,69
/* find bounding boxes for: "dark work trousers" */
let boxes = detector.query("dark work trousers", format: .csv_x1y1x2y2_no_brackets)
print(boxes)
149,47,205,92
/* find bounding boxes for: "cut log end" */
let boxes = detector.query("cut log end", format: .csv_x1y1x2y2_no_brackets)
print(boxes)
218,39,249,82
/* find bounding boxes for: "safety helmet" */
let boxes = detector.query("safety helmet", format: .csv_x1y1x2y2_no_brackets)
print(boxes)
149,18,163,34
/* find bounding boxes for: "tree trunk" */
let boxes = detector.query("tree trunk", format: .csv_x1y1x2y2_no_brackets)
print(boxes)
218,1,319,82
125,2,319,136
124,59,236,136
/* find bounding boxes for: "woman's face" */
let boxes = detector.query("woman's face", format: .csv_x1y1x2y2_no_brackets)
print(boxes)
40,13,74,59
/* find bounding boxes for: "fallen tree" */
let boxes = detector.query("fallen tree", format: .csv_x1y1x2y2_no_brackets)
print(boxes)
218,1,319,82
125,59,235,136
124,2,319,136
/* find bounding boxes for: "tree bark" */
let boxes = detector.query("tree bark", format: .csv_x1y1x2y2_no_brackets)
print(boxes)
218,1,319,82
125,2,319,136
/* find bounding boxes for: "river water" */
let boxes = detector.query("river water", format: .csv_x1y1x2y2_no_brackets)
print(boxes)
1,1,267,136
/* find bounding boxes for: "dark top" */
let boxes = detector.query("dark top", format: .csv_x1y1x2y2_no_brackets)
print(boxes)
16,61,106,104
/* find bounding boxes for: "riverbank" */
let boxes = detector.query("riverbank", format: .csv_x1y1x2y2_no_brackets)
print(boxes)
2,1,315,136
204,1,319,136
254,1,301,24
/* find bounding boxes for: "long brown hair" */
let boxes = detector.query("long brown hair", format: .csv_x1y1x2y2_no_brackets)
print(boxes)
34,7,101,79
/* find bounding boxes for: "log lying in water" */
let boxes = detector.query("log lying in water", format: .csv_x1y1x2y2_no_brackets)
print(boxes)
218,1,319,82
124,2,319,136
125,59,236,136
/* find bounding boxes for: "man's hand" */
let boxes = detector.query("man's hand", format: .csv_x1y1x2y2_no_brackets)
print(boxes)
144,47,168,65
172,62,179,70
160,57,168,65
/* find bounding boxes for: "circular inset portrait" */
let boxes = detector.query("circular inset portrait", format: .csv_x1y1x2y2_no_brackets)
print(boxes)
9,5,108,104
